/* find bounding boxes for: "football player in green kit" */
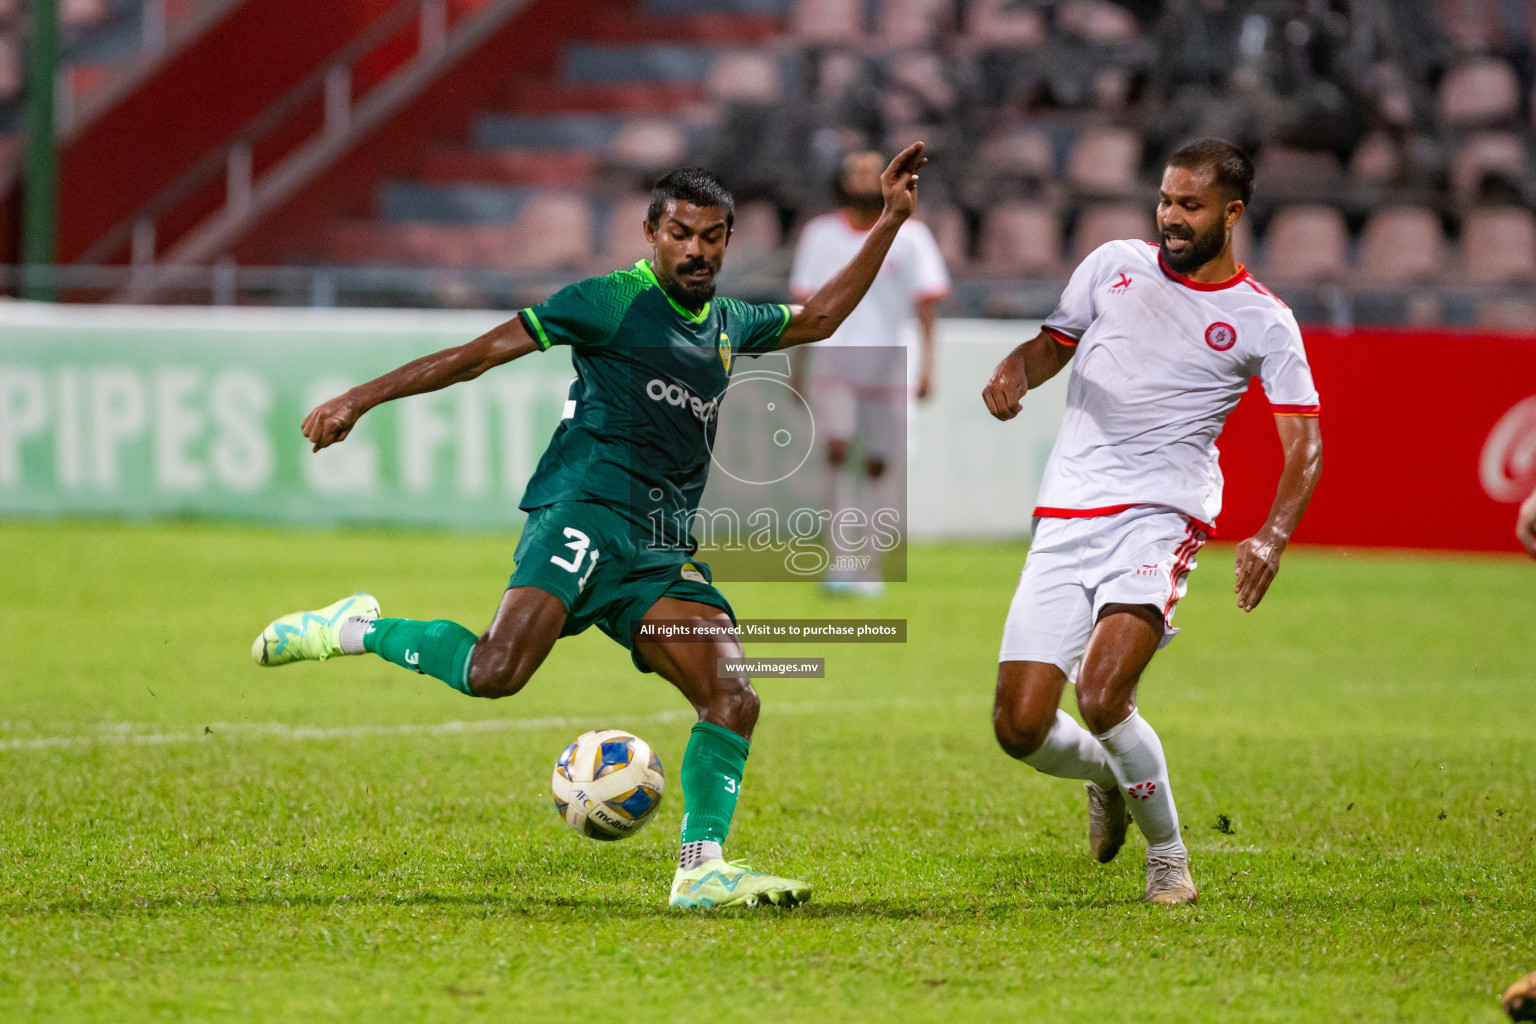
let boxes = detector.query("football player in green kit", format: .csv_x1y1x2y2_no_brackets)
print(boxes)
250,143,928,909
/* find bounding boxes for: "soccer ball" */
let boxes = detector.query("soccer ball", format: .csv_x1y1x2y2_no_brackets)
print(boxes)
551,729,665,841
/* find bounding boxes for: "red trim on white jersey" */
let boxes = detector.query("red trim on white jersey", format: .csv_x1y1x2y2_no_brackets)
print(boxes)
1272,403,1321,416
837,209,882,233
1042,326,1079,347
1151,246,1251,292
1243,274,1290,309
1033,504,1217,537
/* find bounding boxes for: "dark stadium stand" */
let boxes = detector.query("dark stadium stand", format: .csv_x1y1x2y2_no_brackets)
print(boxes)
4,0,1536,324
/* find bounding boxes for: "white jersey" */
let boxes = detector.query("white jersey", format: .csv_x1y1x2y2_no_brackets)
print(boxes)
788,212,951,348
1035,239,1319,531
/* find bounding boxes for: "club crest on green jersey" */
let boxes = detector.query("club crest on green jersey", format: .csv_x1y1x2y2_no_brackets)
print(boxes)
719,332,732,372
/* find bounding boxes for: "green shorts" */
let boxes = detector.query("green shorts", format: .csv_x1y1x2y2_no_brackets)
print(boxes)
510,500,736,672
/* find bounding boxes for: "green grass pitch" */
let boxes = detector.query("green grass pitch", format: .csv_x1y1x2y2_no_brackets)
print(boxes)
1,521,1533,1022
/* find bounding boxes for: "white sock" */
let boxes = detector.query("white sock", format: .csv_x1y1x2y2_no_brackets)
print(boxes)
1096,710,1186,858
678,840,722,871
337,615,375,655
859,467,898,583
826,461,858,580
1021,709,1117,791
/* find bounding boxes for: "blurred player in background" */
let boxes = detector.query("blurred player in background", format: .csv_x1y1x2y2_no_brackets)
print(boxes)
789,150,951,595
250,144,929,911
982,139,1324,905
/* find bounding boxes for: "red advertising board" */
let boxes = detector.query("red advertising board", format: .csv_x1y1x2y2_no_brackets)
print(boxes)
1216,329,1536,553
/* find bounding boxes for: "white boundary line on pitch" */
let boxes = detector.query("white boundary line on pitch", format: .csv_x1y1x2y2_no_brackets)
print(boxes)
0,698,962,754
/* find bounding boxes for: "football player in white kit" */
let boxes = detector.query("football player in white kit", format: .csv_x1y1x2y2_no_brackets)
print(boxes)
982,139,1324,904
790,150,951,593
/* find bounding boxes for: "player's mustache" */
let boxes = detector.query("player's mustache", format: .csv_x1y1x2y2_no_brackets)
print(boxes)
676,259,716,276
1162,227,1194,241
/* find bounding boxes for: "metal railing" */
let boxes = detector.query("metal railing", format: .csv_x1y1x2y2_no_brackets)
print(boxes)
77,0,458,269
7,263,1536,330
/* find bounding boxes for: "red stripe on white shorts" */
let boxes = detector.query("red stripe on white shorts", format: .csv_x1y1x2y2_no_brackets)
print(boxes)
1162,522,1208,619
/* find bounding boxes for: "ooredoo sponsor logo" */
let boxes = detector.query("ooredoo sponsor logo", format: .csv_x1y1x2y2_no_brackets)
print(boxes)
646,378,719,424
1480,395,1536,502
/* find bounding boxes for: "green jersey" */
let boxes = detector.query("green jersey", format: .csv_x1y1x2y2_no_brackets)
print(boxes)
516,259,792,535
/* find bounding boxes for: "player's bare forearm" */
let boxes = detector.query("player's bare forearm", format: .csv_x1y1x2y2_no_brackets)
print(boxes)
982,330,1074,421
780,143,927,347
916,298,939,398
1233,414,1323,611
301,316,538,452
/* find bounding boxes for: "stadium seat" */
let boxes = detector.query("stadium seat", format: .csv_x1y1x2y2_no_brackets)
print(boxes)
791,0,864,41
1460,207,1536,283
600,194,658,267
1437,59,1520,126
1231,215,1255,268
1257,147,1344,201
729,200,782,258
1358,206,1446,282
516,194,595,270
606,119,689,172
1056,0,1140,42
889,51,954,110
1261,206,1349,281
60,0,107,27
1475,297,1536,329
1065,128,1141,198
1449,132,1526,207
707,52,783,104
1348,131,1401,184
979,128,1056,184
927,204,970,268
978,201,1061,277
964,0,1047,47
1071,203,1154,262
878,0,952,46
1432,0,1506,51
814,51,865,102
0,33,19,102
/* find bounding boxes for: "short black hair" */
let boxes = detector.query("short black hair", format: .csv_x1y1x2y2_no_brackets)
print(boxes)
647,168,735,230
1167,138,1255,207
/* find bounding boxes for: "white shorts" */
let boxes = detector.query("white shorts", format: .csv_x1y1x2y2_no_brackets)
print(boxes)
811,375,908,462
998,506,1210,679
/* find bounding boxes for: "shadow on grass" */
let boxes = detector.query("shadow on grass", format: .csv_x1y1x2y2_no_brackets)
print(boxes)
1,889,1153,921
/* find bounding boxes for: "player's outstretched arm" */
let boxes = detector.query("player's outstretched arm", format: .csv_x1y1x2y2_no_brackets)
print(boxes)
1234,414,1323,611
301,315,540,452
779,142,926,348
982,330,1075,421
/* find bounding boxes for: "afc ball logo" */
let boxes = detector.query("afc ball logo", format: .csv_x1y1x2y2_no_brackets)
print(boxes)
1204,322,1237,351
1480,395,1536,502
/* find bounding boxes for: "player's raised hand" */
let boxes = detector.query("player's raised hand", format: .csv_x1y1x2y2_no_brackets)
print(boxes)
982,347,1030,421
1233,530,1285,611
881,142,926,222
301,393,365,453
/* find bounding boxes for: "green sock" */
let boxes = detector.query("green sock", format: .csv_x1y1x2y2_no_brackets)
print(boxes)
362,617,477,695
678,720,750,846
